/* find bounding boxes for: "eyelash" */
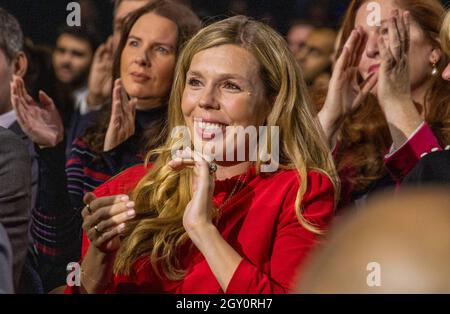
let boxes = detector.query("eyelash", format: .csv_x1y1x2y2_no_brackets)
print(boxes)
187,79,242,92
223,81,241,91
128,40,139,47
156,46,169,54
187,78,202,87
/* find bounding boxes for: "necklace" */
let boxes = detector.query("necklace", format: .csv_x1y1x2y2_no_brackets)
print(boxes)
215,168,250,223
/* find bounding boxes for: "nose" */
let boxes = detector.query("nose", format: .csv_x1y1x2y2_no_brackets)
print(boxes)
198,85,220,110
60,52,72,63
296,47,308,64
442,62,450,82
365,32,379,59
134,49,151,67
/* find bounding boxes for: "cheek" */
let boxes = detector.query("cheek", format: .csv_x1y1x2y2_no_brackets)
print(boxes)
156,58,176,86
408,38,432,84
222,97,259,125
358,54,370,73
181,88,198,116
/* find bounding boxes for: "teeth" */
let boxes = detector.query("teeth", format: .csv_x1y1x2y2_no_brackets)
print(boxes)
195,121,224,131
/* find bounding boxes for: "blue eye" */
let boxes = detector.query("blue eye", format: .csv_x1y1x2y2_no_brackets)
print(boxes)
156,46,169,54
187,78,202,87
128,40,139,47
223,81,241,91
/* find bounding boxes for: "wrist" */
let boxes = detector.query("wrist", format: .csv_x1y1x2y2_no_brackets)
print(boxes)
318,107,344,140
186,223,217,248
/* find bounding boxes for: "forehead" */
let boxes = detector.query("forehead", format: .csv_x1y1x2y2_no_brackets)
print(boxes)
189,44,260,78
56,34,91,51
130,13,178,43
306,31,336,50
355,0,400,27
288,25,313,40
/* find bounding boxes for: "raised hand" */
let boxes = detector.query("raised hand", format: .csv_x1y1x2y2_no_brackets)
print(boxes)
377,10,412,107
168,148,215,234
318,27,378,146
87,36,114,107
103,78,137,152
10,75,64,148
376,10,423,148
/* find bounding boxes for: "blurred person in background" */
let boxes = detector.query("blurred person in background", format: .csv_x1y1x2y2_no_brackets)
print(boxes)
297,188,450,293
52,26,100,152
296,28,336,109
286,20,314,56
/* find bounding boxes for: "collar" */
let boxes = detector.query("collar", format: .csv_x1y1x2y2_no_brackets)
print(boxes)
0,110,17,129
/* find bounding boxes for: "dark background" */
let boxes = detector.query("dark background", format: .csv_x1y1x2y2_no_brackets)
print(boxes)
1,0,449,46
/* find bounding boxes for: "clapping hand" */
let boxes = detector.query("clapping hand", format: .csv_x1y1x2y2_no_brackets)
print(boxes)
10,75,64,148
103,78,137,152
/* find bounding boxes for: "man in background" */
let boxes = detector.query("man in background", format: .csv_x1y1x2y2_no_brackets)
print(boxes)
286,20,314,56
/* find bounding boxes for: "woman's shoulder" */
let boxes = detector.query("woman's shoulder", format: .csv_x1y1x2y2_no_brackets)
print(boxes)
266,167,334,190
93,163,152,197
270,168,335,207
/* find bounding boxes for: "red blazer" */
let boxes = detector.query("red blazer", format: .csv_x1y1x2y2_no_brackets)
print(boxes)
67,164,335,294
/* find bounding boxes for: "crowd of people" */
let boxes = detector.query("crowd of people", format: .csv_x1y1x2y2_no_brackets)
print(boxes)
0,0,449,294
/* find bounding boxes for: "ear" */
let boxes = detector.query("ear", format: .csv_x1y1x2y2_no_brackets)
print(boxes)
13,52,28,77
429,47,442,65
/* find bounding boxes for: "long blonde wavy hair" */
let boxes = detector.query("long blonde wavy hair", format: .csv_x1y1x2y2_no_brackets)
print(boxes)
113,15,339,280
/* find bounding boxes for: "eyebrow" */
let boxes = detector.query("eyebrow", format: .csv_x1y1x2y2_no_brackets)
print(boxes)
187,70,250,82
128,35,175,49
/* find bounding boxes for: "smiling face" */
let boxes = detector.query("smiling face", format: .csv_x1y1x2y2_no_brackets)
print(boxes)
120,12,178,108
355,0,436,95
181,44,268,161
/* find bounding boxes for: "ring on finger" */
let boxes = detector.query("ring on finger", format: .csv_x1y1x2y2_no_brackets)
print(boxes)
208,162,217,174
94,224,103,235
85,203,93,215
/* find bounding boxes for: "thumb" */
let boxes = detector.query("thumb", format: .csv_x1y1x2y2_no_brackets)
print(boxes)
83,192,97,206
38,90,55,108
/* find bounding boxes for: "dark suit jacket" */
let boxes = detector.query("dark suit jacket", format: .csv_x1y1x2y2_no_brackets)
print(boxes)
403,150,450,186
0,127,31,289
8,122,38,216
0,223,13,294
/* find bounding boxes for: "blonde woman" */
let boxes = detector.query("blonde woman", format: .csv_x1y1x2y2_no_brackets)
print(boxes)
66,15,338,294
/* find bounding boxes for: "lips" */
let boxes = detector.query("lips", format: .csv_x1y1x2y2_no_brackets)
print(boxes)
368,64,380,74
130,71,150,82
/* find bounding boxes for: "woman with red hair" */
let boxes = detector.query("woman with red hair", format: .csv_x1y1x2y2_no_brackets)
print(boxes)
319,0,450,207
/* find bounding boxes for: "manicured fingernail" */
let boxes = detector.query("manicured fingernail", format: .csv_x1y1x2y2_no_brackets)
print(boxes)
118,223,126,231
126,201,135,208
127,209,136,217
120,195,129,202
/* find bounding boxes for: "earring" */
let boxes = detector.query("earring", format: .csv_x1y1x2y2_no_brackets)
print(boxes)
431,62,438,76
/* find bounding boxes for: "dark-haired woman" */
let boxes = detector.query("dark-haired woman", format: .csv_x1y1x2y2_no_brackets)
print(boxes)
12,0,201,291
